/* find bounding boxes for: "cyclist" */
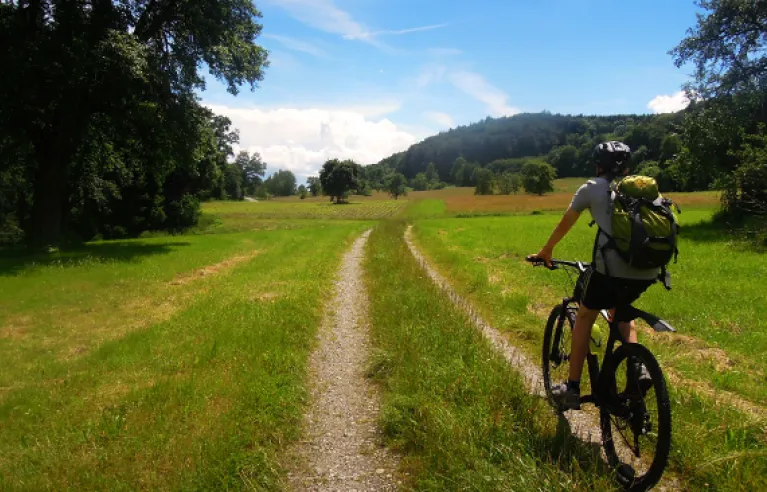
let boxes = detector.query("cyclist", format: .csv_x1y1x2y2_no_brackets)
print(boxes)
527,141,656,410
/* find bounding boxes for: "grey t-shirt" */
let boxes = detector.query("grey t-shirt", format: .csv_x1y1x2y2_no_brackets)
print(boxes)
570,177,659,280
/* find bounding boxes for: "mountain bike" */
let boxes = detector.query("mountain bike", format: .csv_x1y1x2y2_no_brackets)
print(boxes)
527,257,675,491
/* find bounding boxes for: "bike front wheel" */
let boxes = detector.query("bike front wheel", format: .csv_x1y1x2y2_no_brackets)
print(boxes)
599,343,672,491
542,304,576,408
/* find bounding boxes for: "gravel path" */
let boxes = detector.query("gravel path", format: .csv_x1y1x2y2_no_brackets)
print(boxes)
286,229,400,492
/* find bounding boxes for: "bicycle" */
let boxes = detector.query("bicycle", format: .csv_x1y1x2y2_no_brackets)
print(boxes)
527,257,675,491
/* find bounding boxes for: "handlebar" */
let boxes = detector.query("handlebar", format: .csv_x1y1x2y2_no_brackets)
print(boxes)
525,256,588,272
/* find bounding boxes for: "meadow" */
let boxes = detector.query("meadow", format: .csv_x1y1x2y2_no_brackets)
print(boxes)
406,188,766,490
0,219,370,489
0,181,763,491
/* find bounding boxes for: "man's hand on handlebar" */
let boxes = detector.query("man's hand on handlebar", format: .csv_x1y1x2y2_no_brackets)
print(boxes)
526,248,553,267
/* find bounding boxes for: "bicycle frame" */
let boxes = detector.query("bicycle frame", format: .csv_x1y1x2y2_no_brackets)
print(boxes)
539,259,677,415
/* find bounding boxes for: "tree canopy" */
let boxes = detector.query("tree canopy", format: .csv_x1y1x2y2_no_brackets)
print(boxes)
0,0,269,246
319,159,360,203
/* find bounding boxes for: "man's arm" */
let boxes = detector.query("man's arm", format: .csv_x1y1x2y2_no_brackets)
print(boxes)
528,207,582,265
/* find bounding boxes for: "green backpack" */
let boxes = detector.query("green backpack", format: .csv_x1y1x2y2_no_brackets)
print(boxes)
595,175,681,287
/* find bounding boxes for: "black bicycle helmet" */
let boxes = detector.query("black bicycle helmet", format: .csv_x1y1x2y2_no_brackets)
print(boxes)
593,140,631,174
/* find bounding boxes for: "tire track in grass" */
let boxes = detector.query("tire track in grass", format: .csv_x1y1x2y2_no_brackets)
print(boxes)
403,225,684,490
286,229,400,491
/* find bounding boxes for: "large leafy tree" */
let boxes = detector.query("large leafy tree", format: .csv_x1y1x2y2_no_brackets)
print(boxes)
670,0,767,212
319,159,360,203
670,0,767,100
264,170,297,197
0,0,269,246
235,151,267,197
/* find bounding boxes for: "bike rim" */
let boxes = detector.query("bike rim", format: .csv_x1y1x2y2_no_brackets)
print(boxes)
605,355,666,484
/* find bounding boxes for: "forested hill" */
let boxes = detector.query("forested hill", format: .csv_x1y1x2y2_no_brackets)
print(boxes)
376,110,687,182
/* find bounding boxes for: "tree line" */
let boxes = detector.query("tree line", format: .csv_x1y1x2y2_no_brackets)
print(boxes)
2,0,765,247
0,0,270,246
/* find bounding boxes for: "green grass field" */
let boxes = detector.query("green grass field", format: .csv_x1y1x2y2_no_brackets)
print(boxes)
0,220,369,490
365,220,615,491
408,206,767,490
1,186,764,491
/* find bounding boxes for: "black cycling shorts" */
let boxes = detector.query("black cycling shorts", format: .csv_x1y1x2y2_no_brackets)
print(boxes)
575,267,655,311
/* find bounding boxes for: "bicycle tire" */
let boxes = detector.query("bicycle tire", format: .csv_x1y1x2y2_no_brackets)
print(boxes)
542,304,574,408
599,343,672,491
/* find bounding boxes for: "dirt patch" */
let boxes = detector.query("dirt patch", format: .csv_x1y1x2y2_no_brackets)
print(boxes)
663,368,766,424
0,315,32,339
639,326,741,374
488,272,502,284
252,292,280,302
169,250,261,286
527,301,551,318
286,230,400,491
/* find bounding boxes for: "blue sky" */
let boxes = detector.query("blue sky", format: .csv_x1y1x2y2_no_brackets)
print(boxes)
200,0,701,182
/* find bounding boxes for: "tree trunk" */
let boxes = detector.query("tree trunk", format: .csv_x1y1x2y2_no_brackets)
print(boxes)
26,147,68,248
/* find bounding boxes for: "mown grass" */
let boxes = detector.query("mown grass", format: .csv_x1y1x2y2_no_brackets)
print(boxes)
409,209,767,490
364,219,617,491
0,222,368,490
202,196,406,223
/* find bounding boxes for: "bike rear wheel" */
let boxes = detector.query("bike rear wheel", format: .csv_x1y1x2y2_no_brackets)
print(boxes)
599,343,672,491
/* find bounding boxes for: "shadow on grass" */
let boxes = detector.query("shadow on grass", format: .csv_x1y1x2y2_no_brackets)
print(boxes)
680,215,767,249
0,240,191,277
532,411,620,489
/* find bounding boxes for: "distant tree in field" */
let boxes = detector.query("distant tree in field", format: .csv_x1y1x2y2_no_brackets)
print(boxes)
307,176,322,196
235,151,267,197
319,159,360,203
473,168,495,195
298,184,307,199
521,161,556,195
411,172,429,191
385,173,408,199
264,169,297,196
497,172,522,194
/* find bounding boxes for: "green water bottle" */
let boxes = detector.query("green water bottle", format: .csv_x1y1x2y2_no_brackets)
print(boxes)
590,323,604,353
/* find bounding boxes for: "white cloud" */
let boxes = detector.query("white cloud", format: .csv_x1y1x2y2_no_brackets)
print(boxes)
647,91,691,114
448,70,520,117
263,34,329,58
353,23,449,39
425,111,454,129
205,103,418,181
268,0,373,43
416,64,447,88
268,0,445,49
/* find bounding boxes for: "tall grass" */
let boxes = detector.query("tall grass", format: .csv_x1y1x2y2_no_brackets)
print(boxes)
409,210,767,489
0,223,368,490
365,219,615,491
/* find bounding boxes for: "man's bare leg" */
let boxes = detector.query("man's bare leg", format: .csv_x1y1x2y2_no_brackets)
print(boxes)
569,305,601,382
